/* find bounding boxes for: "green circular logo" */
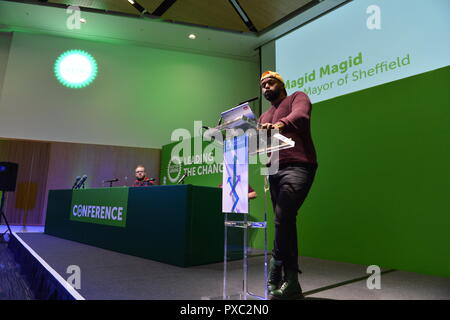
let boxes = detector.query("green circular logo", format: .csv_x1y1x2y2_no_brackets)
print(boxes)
167,157,182,183
54,50,98,88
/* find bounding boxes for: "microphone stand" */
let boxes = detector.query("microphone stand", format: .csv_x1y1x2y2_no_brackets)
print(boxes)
104,179,119,188
177,173,188,185
0,191,12,242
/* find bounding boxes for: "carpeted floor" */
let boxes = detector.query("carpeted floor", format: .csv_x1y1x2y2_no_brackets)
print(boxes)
0,241,34,300
6,232,450,300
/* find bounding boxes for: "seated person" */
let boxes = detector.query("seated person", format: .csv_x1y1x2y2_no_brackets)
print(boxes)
132,165,155,187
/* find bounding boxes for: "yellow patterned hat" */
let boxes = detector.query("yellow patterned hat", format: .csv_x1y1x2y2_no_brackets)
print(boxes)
260,71,285,85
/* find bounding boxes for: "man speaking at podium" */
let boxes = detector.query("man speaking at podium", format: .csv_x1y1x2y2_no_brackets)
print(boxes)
259,71,318,300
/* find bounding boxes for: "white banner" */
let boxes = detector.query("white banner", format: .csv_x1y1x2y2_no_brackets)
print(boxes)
222,135,248,213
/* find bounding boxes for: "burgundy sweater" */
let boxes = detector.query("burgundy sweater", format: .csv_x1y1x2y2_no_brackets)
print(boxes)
259,91,317,166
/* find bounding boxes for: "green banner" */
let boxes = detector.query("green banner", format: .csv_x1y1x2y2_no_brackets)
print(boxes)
70,187,129,227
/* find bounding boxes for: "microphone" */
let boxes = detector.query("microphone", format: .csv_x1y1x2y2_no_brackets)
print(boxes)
103,178,119,187
72,176,81,189
75,175,88,189
216,116,223,127
236,97,258,106
176,173,188,185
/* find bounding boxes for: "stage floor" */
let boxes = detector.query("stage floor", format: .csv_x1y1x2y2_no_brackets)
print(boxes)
10,232,450,300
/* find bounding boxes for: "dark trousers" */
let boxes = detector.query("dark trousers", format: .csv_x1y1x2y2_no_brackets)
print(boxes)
269,163,317,271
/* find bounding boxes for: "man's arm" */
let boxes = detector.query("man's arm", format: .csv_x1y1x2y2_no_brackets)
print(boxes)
278,92,311,132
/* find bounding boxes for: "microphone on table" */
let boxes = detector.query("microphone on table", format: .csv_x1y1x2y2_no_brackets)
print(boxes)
72,176,81,189
75,175,88,189
103,178,119,187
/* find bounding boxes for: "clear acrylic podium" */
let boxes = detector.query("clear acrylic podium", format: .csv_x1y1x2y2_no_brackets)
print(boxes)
208,110,294,300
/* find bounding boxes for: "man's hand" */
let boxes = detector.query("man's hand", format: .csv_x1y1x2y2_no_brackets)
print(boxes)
260,123,273,130
273,122,285,131
260,122,285,131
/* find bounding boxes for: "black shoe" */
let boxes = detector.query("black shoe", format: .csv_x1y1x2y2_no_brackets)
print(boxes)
267,258,283,292
270,268,305,300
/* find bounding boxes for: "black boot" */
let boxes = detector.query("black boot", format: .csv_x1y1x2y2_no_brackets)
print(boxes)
270,268,304,300
267,258,283,292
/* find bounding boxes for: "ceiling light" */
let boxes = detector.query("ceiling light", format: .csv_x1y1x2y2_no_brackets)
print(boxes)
128,0,135,5
188,34,196,40
80,18,86,23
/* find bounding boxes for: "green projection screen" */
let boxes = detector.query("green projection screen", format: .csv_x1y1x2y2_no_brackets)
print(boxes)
270,0,450,277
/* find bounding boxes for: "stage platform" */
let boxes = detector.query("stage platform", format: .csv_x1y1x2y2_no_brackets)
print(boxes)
7,232,450,300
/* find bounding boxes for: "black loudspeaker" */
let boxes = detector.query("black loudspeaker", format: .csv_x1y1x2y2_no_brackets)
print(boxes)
0,162,18,192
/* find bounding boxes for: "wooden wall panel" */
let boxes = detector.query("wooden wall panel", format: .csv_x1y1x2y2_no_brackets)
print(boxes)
45,141,161,191
0,139,51,225
43,142,161,226
1,138,160,226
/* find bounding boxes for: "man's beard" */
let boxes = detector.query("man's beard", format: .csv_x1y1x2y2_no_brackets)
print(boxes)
263,88,281,102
